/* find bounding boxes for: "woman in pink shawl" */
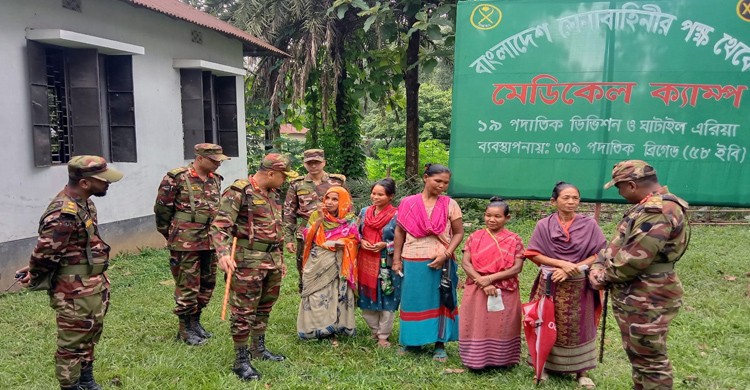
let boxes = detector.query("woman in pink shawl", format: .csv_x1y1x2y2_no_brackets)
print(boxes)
459,197,525,369
393,164,464,362
524,182,606,389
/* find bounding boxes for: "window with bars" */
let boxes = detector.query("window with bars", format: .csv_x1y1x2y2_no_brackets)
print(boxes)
180,69,238,159
28,41,137,166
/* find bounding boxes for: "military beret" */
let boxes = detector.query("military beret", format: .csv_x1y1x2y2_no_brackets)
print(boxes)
68,155,124,183
604,160,657,189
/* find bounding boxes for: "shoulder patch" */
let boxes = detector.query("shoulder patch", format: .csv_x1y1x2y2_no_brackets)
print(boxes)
230,179,251,192
167,167,189,178
61,201,78,215
329,173,347,183
643,195,664,213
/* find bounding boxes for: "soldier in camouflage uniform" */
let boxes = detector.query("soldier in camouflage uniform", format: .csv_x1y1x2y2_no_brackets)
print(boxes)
154,143,229,345
283,149,345,292
210,153,298,381
16,156,123,390
590,160,689,390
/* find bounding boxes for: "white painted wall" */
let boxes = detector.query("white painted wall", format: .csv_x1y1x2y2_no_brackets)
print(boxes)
0,0,249,242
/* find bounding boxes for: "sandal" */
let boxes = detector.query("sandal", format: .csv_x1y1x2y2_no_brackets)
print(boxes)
578,376,596,389
432,348,448,362
377,339,391,348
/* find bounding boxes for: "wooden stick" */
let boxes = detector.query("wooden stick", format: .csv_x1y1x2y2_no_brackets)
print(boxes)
221,237,237,321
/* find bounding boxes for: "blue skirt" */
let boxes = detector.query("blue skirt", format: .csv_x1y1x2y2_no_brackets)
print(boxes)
398,258,459,346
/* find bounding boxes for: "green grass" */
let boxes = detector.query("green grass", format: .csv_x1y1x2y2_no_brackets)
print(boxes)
1,224,749,389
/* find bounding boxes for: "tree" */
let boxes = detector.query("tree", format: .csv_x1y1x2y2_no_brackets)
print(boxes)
366,139,449,181
331,0,457,180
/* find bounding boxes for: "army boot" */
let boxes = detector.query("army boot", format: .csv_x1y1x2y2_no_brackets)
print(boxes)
193,310,212,339
232,346,261,381
176,314,206,346
79,361,102,390
60,383,82,390
250,335,286,361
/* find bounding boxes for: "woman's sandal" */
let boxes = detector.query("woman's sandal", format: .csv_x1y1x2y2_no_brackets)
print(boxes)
432,348,448,362
577,376,596,389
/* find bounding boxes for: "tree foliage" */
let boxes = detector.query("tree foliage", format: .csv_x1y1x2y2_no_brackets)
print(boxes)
365,139,448,181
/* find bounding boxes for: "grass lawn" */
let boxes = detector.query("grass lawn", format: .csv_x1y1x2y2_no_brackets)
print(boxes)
1,223,748,389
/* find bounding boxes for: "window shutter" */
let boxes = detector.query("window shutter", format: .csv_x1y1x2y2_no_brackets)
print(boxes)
67,48,103,156
180,69,204,159
202,71,216,143
28,41,52,167
106,56,137,162
215,76,238,157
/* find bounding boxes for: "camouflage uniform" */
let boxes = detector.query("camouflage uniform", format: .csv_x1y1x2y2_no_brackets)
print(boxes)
210,154,298,372
27,156,123,389
592,160,689,390
154,159,224,318
283,149,345,291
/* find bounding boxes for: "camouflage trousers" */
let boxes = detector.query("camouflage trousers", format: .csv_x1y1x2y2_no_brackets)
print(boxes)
50,288,110,386
230,265,282,347
169,250,217,316
613,301,680,390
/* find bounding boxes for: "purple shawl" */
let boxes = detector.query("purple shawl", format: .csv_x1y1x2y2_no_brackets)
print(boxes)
526,213,606,263
396,194,450,238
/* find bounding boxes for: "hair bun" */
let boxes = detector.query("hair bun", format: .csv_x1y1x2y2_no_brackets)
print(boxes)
489,196,505,203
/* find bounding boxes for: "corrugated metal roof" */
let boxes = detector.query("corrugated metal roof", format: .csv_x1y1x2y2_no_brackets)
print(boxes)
119,0,287,57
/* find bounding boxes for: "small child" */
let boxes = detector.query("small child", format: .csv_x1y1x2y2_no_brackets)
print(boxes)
458,196,525,370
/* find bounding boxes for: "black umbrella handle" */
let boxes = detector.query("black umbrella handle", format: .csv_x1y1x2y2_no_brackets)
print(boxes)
545,272,553,296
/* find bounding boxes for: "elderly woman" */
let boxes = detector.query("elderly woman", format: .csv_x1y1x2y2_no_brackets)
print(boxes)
297,186,360,346
524,182,607,389
392,164,464,362
357,178,401,348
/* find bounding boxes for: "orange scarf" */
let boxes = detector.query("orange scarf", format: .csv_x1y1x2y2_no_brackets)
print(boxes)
302,186,360,291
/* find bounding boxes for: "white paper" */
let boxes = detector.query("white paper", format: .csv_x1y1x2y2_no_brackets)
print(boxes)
487,289,505,312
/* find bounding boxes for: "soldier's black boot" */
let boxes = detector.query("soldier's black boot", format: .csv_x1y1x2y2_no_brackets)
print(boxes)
176,314,206,346
232,346,261,381
79,361,102,390
250,335,286,361
60,383,82,390
193,310,212,339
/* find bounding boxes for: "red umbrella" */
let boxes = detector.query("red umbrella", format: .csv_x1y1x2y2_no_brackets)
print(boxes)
522,273,557,384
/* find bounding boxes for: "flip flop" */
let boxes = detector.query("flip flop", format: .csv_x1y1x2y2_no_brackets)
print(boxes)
432,348,448,362
578,376,596,389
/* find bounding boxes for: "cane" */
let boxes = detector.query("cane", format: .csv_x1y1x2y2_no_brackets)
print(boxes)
221,237,238,321
598,288,609,363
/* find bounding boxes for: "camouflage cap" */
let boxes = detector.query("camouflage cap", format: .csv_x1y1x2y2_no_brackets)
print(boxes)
603,160,657,189
261,153,299,179
195,143,230,161
303,149,325,162
68,155,124,183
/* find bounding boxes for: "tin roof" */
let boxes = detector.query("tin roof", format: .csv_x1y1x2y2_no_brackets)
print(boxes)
119,0,287,57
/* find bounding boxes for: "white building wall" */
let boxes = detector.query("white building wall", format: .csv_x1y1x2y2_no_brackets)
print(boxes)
0,0,249,242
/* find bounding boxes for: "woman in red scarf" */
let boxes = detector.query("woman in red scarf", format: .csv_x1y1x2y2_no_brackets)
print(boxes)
357,178,400,348
296,186,360,345
459,197,525,369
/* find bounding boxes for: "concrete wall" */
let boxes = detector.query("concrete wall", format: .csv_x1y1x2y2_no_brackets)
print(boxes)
0,0,250,289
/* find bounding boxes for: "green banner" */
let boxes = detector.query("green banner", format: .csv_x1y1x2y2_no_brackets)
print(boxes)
449,0,750,206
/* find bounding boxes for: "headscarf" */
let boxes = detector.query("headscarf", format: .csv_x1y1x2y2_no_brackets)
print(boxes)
302,186,360,291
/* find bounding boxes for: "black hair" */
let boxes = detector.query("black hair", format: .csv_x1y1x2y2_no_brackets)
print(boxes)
423,163,451,177
371,177,396,196
551,181,579,200
487,196,510,216
68,177,82,187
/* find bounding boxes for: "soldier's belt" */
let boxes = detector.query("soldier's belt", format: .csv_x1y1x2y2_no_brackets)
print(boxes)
643,262,675,274
236,239,282,252
58,263,108,276
174,211,212,224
